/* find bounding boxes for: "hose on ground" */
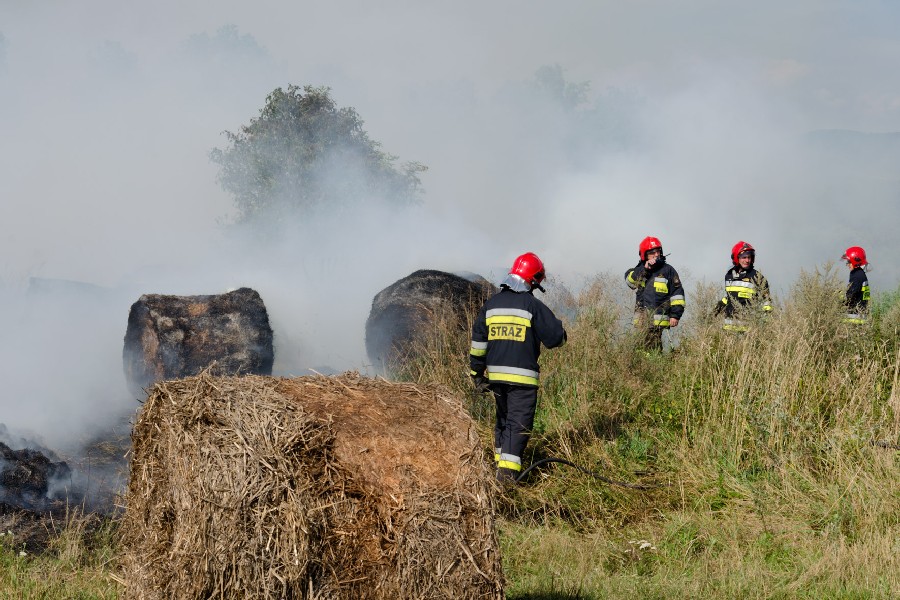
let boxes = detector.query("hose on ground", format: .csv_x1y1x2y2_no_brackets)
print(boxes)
515,457,663,489
872,440,900,450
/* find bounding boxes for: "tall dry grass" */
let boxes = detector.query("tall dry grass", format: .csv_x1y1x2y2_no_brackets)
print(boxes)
400,266,900,598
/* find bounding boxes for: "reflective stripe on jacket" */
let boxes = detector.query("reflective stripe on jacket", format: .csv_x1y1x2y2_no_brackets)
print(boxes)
714,267,773,328
470,288,566,387
845,267,869,322
624,259,685,322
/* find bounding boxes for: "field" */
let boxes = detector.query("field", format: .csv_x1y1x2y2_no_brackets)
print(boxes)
2,265,898,599
400,265,900,599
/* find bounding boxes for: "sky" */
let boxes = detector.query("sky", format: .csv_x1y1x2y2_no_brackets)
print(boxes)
2,1,900,453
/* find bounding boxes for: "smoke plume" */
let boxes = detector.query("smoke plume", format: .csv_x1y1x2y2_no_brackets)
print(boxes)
1,1,899,509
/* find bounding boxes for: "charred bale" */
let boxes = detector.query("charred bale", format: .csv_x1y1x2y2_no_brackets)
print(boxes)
0,424,126,517
121,372,503,600
122,287,274,397
539,278,578,322
365,270,495,374
0,441,70,511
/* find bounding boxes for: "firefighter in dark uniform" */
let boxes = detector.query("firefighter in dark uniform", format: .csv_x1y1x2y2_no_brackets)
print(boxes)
625,236,685,352
713,241,773,331
470,252,567,483
842,246,870,324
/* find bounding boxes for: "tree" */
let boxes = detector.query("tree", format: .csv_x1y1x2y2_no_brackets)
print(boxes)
532,64,590,112
210,85,426,225
520,64,643,168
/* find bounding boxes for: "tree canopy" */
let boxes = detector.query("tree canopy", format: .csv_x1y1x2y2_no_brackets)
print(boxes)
211,85,426,225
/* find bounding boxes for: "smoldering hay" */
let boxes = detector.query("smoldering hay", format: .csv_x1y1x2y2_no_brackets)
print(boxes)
122,287,274,397
365,270,496,375
120,371,503,599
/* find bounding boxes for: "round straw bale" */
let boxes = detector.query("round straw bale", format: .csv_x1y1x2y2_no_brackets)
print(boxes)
365,270,495,374
120,372,503,599
122,287,274,397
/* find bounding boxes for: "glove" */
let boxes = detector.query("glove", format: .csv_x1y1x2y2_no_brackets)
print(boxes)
472,374,491,394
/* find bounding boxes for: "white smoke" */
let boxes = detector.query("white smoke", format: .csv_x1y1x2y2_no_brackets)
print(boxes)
1,1,899,461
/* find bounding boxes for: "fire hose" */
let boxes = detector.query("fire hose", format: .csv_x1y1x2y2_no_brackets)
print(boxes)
872,440,900,450
515,457,663,489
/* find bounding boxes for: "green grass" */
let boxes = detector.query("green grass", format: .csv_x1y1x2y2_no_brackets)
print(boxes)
0,512,120,599
402,266,900,598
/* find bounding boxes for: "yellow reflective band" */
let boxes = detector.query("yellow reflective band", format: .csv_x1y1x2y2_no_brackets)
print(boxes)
724,324,749,332
762,305,773,312
470,348,487,356
486,316,530,342
494,453,500,463
653,281,668,293
626,271,644,290
488,323,527,342
486,315,531,327
487,372,539,386
726,287,756,299
497,460,522,471
470,370,478,376
721,297,729,304
670,298,685,306
653,318,671,327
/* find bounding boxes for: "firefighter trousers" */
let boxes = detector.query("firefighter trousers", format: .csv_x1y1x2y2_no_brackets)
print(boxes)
491,383,538,475
633,311,665,352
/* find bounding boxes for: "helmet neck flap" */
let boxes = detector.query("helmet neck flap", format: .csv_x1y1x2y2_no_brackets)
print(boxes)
500,273,533,293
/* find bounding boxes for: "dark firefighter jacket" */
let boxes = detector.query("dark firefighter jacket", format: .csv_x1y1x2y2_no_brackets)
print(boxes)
470,288,567,387
713,267,773,330
624,259,685,327
845,267,870,323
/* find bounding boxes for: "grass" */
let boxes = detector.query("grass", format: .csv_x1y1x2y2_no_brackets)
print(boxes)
0,510,120,599
4,265,899,598
401,266,900,598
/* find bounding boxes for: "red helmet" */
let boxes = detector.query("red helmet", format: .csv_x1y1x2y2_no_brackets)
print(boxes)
638,236,663,260
731,241,755,266
509,252,546,289
842,246,867,267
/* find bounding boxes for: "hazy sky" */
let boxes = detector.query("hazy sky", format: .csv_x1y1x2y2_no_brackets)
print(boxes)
2,1,900,446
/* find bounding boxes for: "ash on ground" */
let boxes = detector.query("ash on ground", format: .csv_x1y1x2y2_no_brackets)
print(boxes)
0,421,130,554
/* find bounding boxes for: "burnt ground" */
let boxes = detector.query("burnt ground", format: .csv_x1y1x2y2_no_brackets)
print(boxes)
0,502,115,556
0,418,131,555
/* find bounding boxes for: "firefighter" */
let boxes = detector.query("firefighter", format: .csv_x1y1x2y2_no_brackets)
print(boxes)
625,236,685,352
713,241,773,331
470,252,567,484
842,246,870,324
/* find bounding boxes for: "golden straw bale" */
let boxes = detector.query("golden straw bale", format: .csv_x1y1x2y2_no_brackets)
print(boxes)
120,372,503,599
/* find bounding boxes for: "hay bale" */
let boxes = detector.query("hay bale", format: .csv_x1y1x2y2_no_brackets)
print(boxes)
540,278,578,322
120,372,503,600
122,287,274,397
365,270,496,373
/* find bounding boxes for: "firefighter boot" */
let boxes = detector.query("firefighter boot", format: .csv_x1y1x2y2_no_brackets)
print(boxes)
496,467,518,486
